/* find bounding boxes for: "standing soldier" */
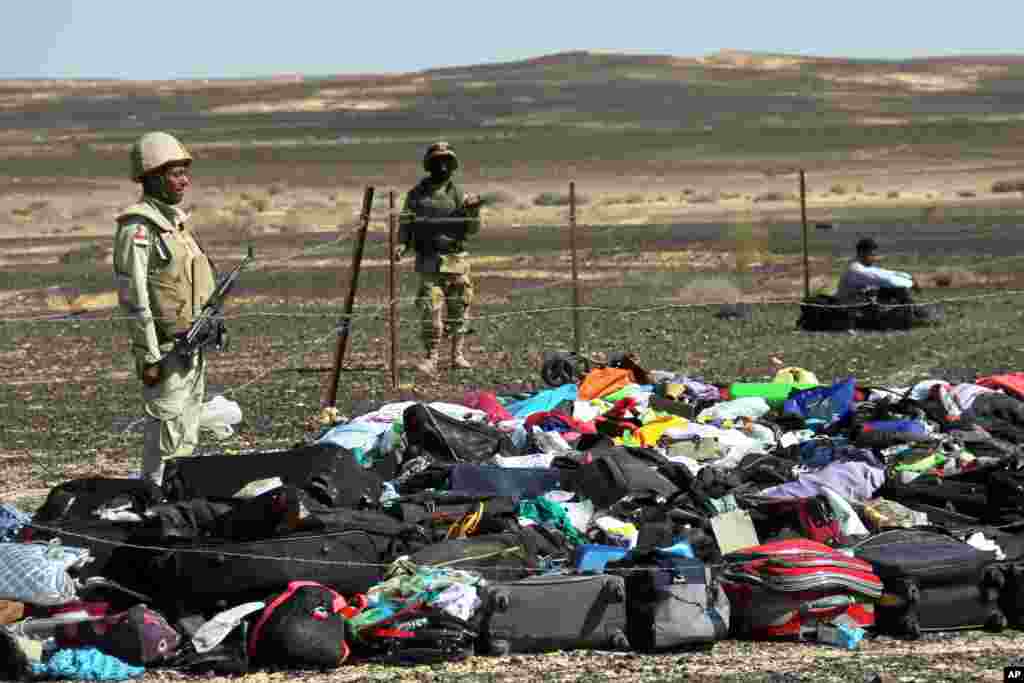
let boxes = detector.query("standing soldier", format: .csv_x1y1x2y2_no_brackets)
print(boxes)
113,132,216,485
397,141,482,375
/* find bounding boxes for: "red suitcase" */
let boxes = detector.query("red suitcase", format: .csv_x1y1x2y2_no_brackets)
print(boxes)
721,539,882,640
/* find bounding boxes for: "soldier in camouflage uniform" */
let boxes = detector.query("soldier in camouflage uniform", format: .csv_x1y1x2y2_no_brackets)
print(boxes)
397,142,482,375
113,132,216,485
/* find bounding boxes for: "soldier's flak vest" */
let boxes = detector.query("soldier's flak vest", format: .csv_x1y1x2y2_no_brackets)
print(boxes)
117,201,215,341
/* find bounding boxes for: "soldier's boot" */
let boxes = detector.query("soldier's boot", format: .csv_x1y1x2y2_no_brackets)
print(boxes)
452,335,473,369
416,348,440,376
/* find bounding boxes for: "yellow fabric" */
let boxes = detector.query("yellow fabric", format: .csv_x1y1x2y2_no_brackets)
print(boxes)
773,367,819,385
632,415,689,447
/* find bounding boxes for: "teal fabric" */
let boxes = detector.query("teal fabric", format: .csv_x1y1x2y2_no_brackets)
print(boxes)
32,648,144,681
516,496,585,546
505,384,578,418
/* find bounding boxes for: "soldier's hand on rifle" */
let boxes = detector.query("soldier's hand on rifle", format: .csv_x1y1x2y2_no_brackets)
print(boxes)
463,193,482,209
142,361,162,387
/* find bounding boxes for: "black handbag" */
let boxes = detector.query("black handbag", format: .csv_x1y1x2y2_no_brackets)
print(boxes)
402,404,519,463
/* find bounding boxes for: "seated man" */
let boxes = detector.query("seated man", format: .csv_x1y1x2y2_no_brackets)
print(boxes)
836,238,916,303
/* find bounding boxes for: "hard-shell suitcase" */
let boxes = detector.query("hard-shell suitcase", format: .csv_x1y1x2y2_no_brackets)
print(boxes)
477,573,629,655
853,529,1006,637
721,539,883,599
608,553,729,652
162,444,382,508
723,584,875,639
720,539,881,640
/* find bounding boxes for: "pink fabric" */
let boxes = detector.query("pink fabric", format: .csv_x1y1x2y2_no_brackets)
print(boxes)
462,391,514,422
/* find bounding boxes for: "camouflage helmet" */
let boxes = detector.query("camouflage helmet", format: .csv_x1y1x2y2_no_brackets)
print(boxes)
422,141,458,172
130,132,192,182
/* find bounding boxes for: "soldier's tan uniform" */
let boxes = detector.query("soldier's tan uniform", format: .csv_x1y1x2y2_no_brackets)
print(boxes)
114,133,214,484
399,142,481,374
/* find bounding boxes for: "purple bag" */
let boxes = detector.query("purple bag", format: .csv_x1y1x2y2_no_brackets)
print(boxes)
56,604,180,666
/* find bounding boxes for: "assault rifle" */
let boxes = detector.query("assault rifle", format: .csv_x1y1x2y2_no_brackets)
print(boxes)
168,246,255,368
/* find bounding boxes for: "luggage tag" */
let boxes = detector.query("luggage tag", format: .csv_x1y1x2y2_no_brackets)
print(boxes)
710,509,760,555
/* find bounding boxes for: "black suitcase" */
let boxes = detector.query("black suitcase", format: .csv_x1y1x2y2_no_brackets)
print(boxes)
386,492,520,541
34,477,164,523
162,443,382,508
409,527,568,583
113,509,425,615
853,529,1006,637
971,523,1024,628
477,573,629,655
879,476,992,521
20,519,143,581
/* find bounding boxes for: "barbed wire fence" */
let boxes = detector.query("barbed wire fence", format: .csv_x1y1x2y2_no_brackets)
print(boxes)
2,174,1024,490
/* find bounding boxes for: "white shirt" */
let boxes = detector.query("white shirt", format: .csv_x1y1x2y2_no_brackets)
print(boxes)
836,260,914,299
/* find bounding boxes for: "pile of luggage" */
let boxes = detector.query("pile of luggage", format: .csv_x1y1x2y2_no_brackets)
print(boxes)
3,362,1024,677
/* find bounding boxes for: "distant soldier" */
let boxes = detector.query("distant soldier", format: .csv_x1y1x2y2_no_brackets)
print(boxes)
397,142,482,375
113,132,215,485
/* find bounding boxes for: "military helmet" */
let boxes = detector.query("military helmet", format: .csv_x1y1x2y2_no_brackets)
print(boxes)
130,132,192,182
422,141,458,172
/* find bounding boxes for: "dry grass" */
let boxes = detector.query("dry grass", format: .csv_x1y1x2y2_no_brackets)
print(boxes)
673,274,744,303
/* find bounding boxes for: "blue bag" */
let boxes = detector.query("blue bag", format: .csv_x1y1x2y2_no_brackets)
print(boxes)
784,378,857,430
573,544,630,573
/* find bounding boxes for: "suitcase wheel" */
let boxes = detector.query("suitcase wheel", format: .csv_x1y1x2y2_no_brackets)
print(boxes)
493,591,510,613
610,631,630,651
986,610,1008,633
900,614,921,640
487,638,510,656
983,566,1006,590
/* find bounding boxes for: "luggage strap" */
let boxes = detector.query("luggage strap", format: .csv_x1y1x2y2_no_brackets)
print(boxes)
446,502,485,540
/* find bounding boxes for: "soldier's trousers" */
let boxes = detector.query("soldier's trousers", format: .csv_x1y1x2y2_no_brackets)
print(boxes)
416,272,474,351
140,351,205,485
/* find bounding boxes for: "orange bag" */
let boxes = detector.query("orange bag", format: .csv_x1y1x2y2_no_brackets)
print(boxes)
578,367,636,401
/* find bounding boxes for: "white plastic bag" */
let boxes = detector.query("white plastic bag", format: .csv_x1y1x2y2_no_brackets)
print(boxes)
199,395,243,439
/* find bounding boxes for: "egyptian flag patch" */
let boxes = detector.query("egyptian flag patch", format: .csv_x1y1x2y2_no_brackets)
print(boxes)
132,225,149,246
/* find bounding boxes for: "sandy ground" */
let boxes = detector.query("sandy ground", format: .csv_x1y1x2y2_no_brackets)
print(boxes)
2,154,1023,242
